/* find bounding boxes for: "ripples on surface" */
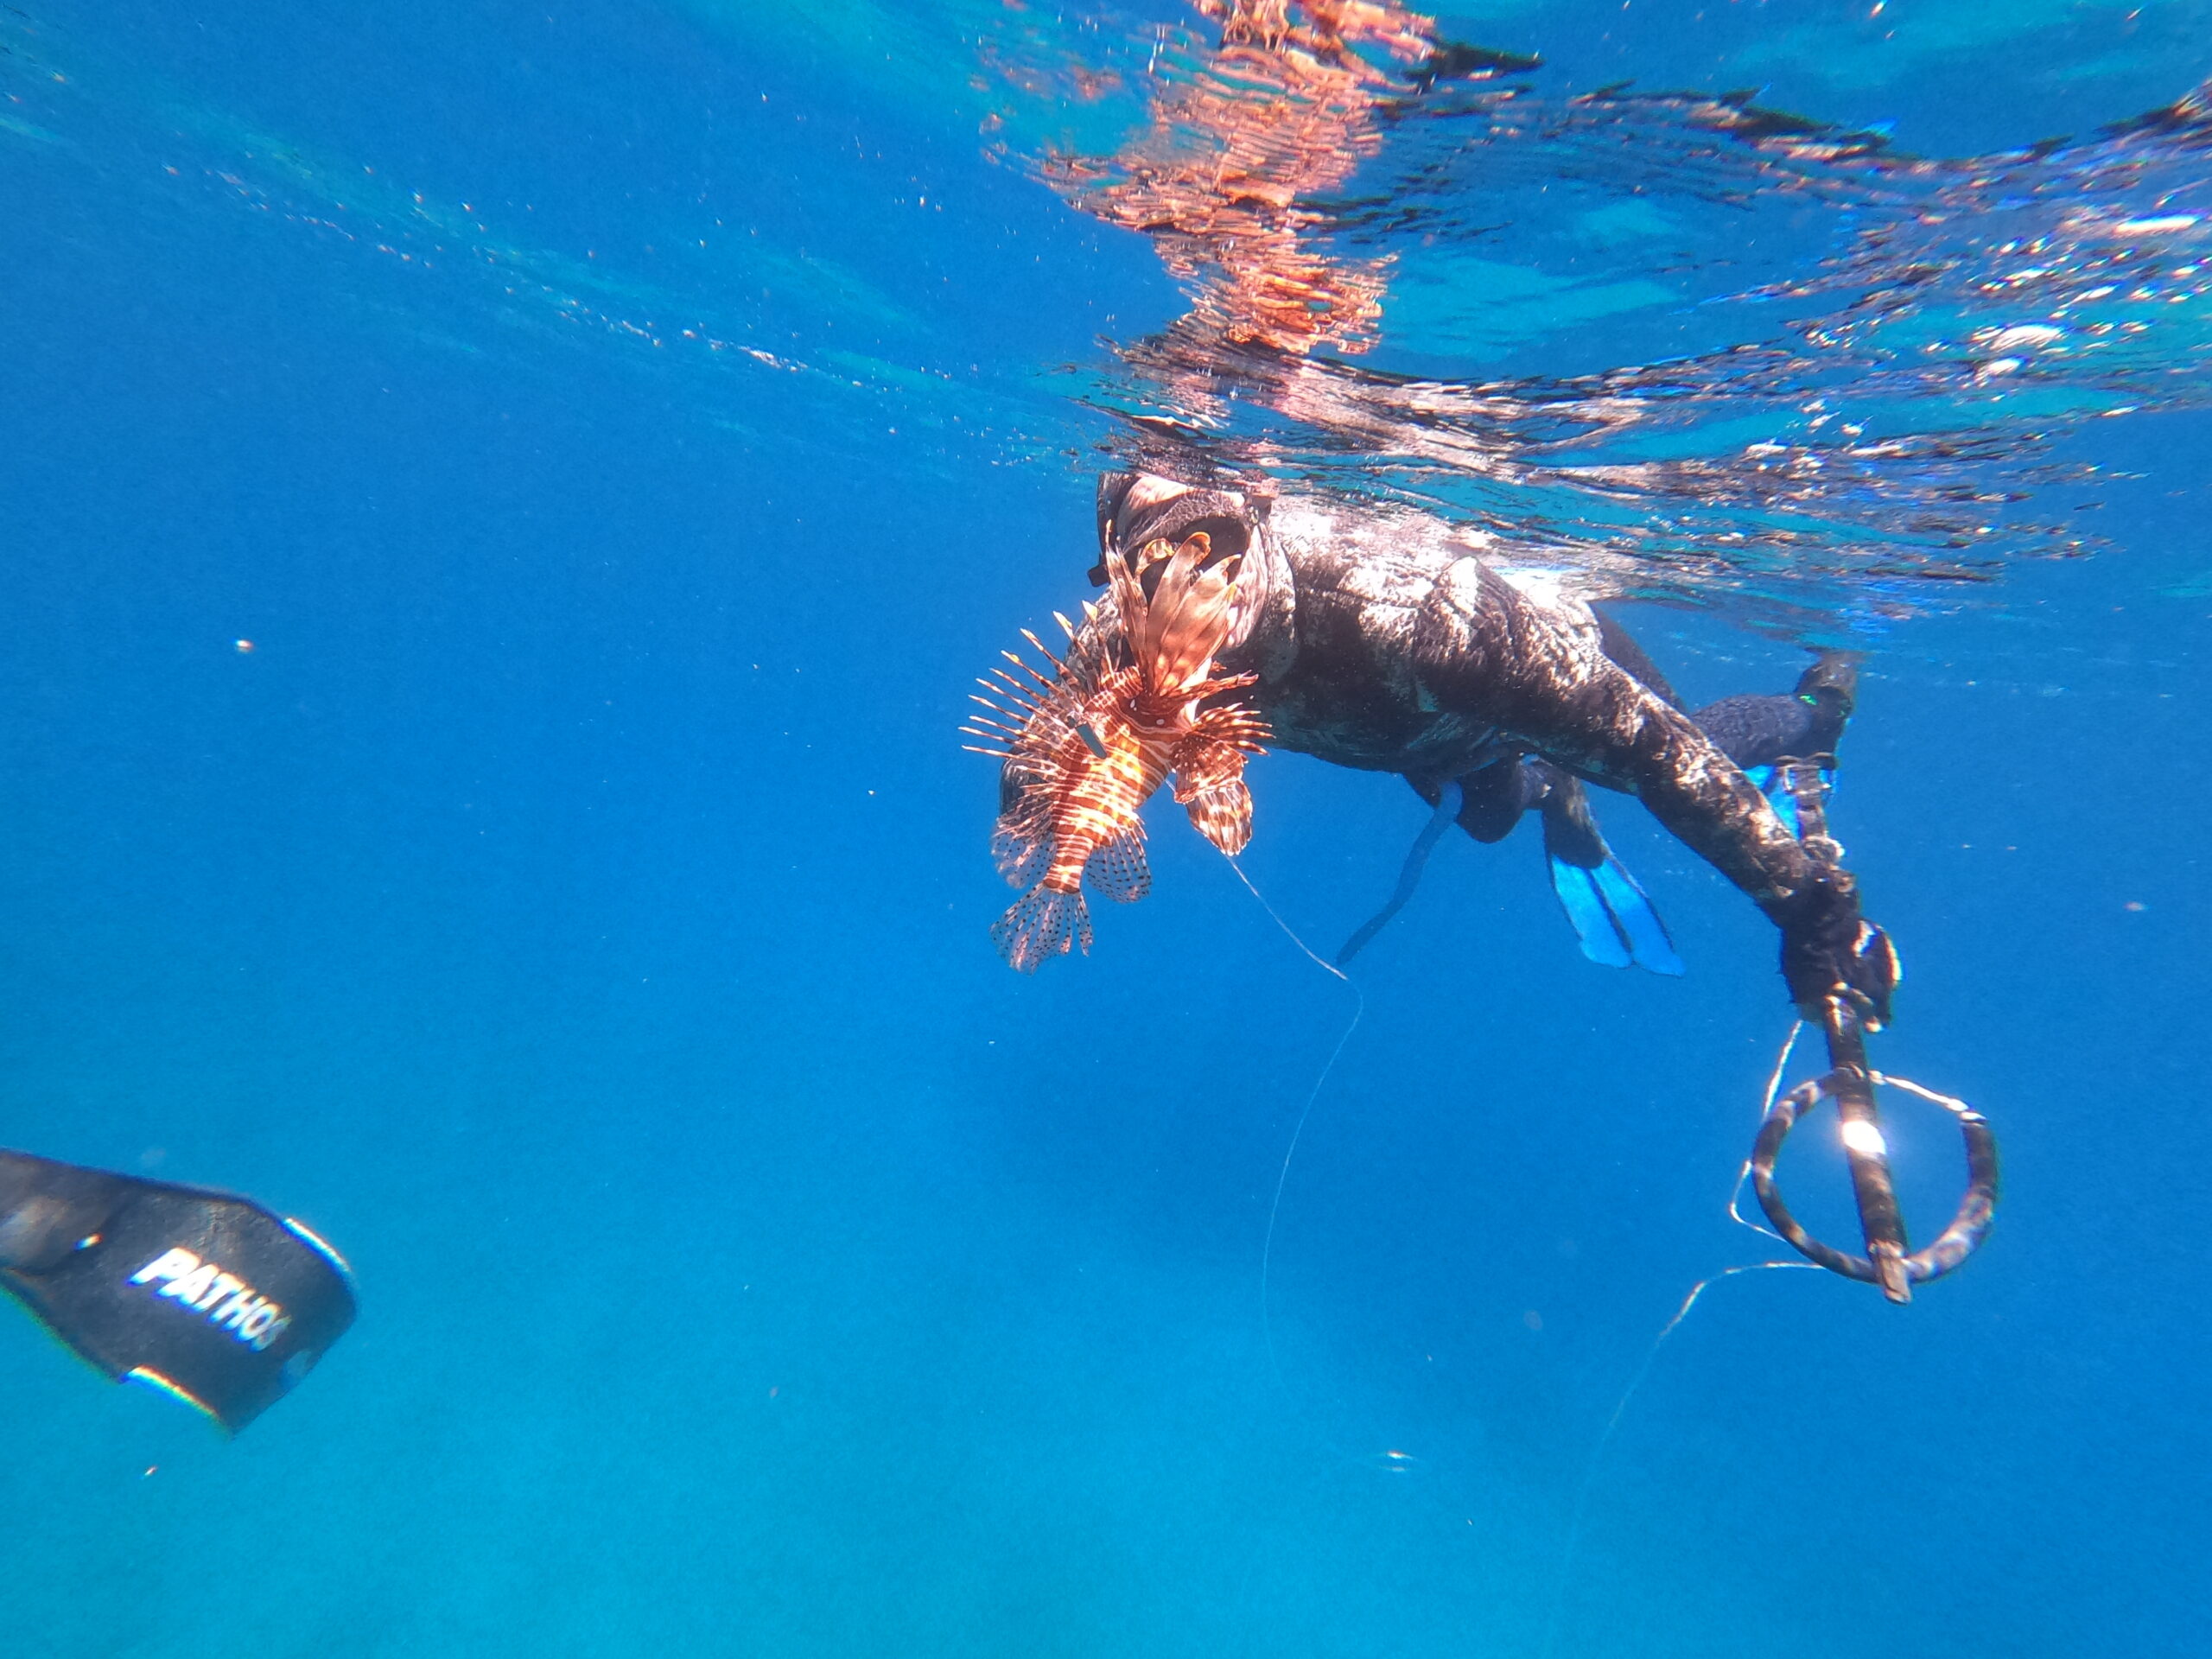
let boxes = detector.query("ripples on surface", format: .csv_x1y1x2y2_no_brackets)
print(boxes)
13,0,2207,638
1014,2,2212,638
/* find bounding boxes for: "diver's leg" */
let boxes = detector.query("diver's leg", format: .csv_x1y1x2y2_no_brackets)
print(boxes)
1592,606,1684,709
1693,653,1859,769
1693,654,1860,835
1406,757,1682,974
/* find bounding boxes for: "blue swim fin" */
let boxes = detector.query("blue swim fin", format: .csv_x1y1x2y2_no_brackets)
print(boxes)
1594,857,1685,976
1539,772,1684,976
1550,857,1632,968
1548,853,1686,976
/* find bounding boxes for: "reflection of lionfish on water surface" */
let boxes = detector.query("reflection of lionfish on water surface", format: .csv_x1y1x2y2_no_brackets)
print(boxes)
1033,0,1457,358
963,522,1269,972
997,0,2212,631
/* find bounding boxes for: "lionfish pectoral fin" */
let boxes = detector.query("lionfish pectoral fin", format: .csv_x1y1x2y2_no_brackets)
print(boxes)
1118,532,1248,696
1084,828,1153,904
991,885,1094,974
1184,703,1270,756
1184,779,1254,856
1167,729,1258,858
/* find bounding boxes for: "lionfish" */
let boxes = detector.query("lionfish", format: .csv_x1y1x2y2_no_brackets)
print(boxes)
963,531,1271,972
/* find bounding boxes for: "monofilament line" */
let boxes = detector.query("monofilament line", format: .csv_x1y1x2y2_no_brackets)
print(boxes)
1537,1259,1822,1659
1539,1020,1823,1659
1226,856,1364,1387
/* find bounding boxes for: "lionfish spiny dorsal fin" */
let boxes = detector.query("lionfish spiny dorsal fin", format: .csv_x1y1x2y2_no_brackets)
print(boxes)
1019,628,1066,671
1000,650,1057,692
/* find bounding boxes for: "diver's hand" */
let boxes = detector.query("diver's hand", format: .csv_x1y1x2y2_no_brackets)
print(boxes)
1777,868,1899,1029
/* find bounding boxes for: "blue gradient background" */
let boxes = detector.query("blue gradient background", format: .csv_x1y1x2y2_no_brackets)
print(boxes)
3,3,2208,1655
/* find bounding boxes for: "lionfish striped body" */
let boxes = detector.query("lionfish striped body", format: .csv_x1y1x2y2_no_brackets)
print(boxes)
963,531,1271,972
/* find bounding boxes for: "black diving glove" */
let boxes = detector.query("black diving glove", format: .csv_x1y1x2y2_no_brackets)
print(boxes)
1775,868,1900,1028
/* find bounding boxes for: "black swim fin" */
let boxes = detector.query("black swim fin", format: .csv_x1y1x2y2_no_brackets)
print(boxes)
0,1148,356,1433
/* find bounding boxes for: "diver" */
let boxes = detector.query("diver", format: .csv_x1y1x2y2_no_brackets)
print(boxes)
1067,471,1898,1025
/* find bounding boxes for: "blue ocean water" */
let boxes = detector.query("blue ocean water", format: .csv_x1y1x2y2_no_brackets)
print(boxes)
3,2,2209,1655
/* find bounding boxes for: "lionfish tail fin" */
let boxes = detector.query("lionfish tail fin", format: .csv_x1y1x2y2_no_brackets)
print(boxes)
991,885,1095,973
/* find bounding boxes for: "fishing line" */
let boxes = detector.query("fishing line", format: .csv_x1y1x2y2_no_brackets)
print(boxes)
1220,854,1368,1659
1220,872,1815,1655
1225,856,1364,1386
1537,1020,1823,1659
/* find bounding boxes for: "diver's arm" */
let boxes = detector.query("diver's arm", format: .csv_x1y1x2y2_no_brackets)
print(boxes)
1409,561,1895,1020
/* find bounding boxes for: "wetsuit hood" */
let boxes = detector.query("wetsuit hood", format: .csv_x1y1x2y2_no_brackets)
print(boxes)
1091,471,1294,671
1090,473,1254,580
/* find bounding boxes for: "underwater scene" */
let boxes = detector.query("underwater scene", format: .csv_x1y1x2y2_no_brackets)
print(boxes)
3,0,2209,1653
